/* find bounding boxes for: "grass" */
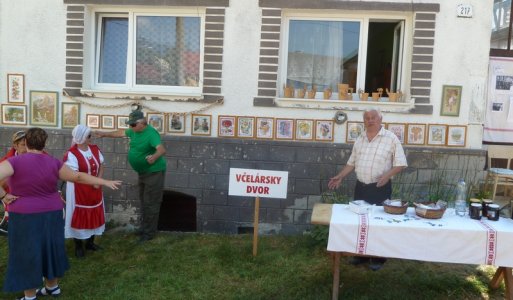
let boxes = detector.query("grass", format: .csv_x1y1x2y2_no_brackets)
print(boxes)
0,231,507,300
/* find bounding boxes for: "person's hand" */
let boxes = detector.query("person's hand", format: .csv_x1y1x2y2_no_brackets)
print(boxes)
2,194,18,204
146,155,156,165
104,180,122,190
376,175,390,187
93,184,100,189
328,176,343,190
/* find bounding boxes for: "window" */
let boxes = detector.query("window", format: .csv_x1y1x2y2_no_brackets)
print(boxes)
92,10,203,95
281,14,407,99
491,0,513,56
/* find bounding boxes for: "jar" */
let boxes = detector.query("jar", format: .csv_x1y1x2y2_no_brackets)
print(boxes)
482,199,493,218
487,204,500,221
470,203,482,220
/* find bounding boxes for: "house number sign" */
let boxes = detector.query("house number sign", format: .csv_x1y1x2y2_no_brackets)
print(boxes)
457,4,473,18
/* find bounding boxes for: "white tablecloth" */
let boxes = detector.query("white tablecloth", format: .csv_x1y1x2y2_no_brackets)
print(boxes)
327,204,513,267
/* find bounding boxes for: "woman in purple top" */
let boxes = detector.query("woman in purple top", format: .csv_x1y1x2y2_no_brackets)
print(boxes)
0,128,122,300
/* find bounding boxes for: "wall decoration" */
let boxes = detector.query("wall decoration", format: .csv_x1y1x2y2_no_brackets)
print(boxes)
237,116,255,138
7,74,25,103
147,112,165,133
440,85,462,116
256,117,274,139
406,123,426,145
30,91,58,127
447,125,467,147
218,115,236,137
295,119,314,140
167,113,185,133
275,118,294,140
101,115,115,129
191,114,211,136
1,104,26,125
386,123,406,144
117,116,129,129
61,102,80,129
427,124,447,146
315,120,334,142
86,114,100,129
346,121,364,143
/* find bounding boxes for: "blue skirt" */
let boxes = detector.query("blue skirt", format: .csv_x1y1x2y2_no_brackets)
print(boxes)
3,210,70,292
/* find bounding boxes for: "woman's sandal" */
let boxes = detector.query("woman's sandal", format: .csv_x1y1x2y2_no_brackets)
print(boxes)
35,285,61,297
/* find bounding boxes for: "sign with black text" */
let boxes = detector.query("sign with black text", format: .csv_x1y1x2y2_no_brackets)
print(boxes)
228,168,288,199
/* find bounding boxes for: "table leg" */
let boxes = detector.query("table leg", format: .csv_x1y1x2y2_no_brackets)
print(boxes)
332,252,340,300
490,267,505,289
504,267,513,300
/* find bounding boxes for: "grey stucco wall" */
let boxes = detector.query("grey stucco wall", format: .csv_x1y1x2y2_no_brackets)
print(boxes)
0,127,487,235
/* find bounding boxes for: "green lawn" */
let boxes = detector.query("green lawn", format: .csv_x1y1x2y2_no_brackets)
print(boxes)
0,231,506,299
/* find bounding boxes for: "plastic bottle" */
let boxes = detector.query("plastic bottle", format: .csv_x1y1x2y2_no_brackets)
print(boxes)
455,178,467,217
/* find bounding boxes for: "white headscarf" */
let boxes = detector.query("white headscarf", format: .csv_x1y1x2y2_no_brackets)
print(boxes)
71,124,91,146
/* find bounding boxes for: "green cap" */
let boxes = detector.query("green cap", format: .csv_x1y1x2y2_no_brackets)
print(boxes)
126,110,144,125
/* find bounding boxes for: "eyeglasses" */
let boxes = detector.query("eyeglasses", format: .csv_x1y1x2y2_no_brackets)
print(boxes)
129,123,137,128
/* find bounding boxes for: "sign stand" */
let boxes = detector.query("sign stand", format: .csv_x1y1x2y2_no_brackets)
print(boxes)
252,196,260,256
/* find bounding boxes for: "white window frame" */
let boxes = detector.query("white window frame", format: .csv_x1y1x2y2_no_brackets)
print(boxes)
279,11,412,102
84,7,205,97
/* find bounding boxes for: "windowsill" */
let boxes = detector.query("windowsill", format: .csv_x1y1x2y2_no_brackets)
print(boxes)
275,97,416,112
79,88,203,101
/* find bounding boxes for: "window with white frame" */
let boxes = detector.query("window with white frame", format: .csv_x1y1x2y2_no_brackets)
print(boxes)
91,10,203,95
281,14,407,100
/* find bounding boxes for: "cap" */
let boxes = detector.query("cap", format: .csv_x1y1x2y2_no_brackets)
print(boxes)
126,110,145,125
12,130,26,143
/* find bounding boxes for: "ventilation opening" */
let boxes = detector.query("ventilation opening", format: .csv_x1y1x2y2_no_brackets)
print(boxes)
158,190,197,232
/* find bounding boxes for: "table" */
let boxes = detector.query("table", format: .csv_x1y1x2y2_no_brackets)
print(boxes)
311,203,513,300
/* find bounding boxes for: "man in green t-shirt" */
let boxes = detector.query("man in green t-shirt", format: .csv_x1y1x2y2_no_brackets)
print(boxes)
96,109,166,242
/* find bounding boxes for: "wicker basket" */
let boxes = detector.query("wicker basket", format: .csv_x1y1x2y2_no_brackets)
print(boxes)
414,202,447,219
383,199,408,214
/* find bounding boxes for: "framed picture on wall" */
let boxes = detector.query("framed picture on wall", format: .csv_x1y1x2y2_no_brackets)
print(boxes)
218,115,236,137
346,121,364,143
117,116,129,129
237,116,255,138
7,74,25,103
191,114,211,136
101,115,115,129
406,123,426,145
440,85,462,116
427,124,447,146
86,114,100,129
30,90,58,127
1,104,26,125
61,103,80,129
275,118,294,140
295,119,314,141
168,113,185,133
386,123,406,144
447,125,467,147
256,117,274,139
147,112,165,133
315,120,334,142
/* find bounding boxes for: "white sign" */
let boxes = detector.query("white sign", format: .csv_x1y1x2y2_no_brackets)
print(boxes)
457,4,473,18
228,168,289,199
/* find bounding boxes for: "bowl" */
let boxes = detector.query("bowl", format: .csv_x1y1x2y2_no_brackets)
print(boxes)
383,199,408,214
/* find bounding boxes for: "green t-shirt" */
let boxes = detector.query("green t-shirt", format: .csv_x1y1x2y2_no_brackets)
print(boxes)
125,125,166,174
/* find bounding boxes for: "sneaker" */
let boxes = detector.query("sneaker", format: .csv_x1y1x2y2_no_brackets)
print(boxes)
36,285,61,297
16,297,38,300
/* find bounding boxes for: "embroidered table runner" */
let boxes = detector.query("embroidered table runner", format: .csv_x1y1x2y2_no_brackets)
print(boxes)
327,204,513,267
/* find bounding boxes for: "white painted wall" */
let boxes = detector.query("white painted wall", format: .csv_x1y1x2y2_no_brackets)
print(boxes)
0,0,494,148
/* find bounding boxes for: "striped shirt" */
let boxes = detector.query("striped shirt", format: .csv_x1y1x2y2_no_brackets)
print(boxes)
347,126,407,184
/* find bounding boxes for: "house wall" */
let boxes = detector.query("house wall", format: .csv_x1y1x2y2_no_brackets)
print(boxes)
0,0,493,234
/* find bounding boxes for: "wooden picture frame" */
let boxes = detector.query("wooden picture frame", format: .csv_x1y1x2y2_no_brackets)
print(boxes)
7,74,25,103
275,118,294,140
237,116,255,138
61,103,80,129
218,115,236,137
295,119,314,141
191,114,211,136
440,85,462,117
101,115,115,129
117,116,129,129
447,125,467,147
315,120,334,142
1,104,26,125
386,123,406,144
256,117,274,139
86,114,100,129
427,124,447,146
147,112,165,133
346,121,364,143
167,113,185,133
30,90,58,127
406,123,426,145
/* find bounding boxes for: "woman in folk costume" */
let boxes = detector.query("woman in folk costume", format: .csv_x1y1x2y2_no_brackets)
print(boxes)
63,125,105,258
